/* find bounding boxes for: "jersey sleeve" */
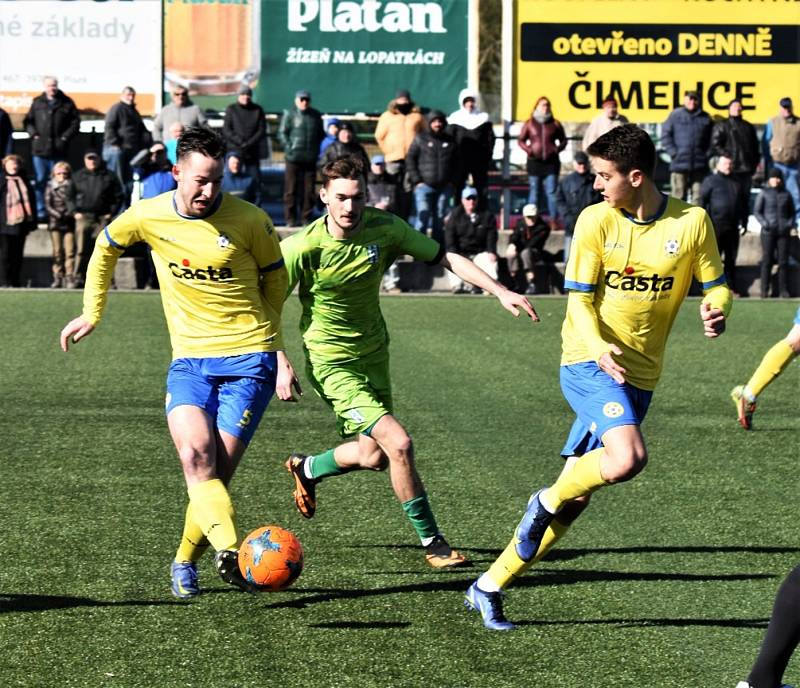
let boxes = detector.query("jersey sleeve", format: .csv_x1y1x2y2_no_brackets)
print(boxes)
81,206,144,325
280,232,303,296
692,209,733,317
564,208,603,292
251,211,288,349
394,221,443,264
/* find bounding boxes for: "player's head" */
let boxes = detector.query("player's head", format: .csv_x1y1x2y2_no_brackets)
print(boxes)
586,124,656,208
173,127,226,217
319,155,367,233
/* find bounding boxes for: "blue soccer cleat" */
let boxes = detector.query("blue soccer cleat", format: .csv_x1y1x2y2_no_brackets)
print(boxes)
170,560,200,599
464,581,516,631
514,489,555,562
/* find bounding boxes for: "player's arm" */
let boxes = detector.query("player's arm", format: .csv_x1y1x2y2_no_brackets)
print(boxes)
252,215,289,350
693,210,733,338
60,211,140,351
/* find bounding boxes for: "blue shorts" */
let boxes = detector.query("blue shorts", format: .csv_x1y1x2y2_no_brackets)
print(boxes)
165,352,277,446
559,362,653,458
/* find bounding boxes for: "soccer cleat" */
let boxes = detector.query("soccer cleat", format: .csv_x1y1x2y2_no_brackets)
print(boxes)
170,560,200,599
464,582,516,631
734,683,794,688
285,453,317,518
424,534,470,568
514,489,555,562
730,385,756,430
213,549,259,594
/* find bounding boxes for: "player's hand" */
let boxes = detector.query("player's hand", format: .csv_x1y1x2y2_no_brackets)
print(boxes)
497,287,539,322
700,302,726,338
276,354,303,402
60,316,95,352
598,345,626,384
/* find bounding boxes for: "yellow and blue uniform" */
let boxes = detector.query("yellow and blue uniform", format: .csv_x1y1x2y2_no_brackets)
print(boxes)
281,207,443,436
82,191,288,443
560,195,732,452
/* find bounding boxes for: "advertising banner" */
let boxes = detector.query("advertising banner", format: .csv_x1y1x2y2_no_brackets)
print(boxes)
0,0,162,115
512,0,800,124
163,0,470,114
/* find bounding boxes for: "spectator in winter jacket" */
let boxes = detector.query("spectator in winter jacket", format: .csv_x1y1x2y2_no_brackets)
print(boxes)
318,121,370,173
506,203,551,294
222,152,260,205
103,86,151,198
135,143,178,200
278,89,324,226
444,186,498,293
23,76,80,218
0,154,36,287
222,85,266,176
754,168,796,298
72,151,123,286
406,110,458,242
448,88,494,205
319,118,341,158
661,90,712,203
44,161,76,288
710,99,759,216
700,155,748,293
375,89,426,219
0,107,13,157
152,86,207,142
555,151,601,262
518,96,567,218
581,97,628,150
762,97,800,225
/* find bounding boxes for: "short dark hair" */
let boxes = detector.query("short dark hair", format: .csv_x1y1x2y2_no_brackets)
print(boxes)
176,127,226,162
586,124,656,178
320,154,366,188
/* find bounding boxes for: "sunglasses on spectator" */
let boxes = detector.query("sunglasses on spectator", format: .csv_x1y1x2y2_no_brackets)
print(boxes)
299,97,310,102
173,91,187,97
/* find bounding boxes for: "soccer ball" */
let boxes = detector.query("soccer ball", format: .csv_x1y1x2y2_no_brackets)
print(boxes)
238,525,304,591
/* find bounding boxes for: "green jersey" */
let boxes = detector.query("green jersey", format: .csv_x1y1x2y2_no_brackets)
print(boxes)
281,207,443,364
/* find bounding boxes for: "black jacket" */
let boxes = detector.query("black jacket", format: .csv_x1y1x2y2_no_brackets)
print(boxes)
318,139,370,173
223,101,266,162
444,205,497,255
0,108,13,156
555,171,600,233
754,186,796,235
73,167,123,216
710,117,760,175
23,91,80,158
661,106,712,172
406,129,458,188
278,106,325,165
104,101,150,151
510,217,550,253
449,121,494,177
700,173,747,231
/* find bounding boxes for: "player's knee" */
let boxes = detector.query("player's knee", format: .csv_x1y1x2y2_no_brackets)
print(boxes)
604,446,648,482
176,443,214,475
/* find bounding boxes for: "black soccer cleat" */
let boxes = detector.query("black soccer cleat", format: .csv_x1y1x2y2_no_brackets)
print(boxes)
214,549,259,594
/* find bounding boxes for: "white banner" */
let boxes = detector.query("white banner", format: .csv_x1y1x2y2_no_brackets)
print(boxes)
0,0,162,114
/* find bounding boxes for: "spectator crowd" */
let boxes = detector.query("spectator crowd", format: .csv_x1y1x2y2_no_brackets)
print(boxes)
0,75,797,296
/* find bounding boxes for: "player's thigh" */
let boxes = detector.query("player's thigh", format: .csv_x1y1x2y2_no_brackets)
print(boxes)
307,352,392,438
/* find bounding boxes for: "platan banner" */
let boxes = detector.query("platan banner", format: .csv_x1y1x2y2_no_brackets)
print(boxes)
513,0,800,124
163,0,469,114
0,0,162,115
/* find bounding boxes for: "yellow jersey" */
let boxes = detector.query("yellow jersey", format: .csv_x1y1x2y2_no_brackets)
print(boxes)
82,192,287,359
561,195,732,390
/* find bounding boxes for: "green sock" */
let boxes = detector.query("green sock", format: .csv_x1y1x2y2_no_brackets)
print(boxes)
401,493,438,542
308,449,348,480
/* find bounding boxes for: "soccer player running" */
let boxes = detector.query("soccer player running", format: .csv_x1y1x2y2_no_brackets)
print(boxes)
59,128,287,598
277,155,538,568
730,308,799,430
465,124,732,629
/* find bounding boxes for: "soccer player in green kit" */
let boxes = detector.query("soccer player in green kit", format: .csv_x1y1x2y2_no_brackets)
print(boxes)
276,155,538,568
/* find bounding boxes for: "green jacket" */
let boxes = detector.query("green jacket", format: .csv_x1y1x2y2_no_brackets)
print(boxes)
278,106,324,165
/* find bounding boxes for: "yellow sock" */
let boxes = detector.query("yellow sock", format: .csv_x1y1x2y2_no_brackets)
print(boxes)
543,448,608,512
746,340,796,398
485,519,571,589
186,478,238,552
175,502,211,563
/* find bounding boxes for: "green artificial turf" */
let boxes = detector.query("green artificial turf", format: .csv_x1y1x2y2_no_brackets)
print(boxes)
0,292,797,687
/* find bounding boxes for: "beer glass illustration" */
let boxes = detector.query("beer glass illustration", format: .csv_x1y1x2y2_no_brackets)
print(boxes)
164,0,260,95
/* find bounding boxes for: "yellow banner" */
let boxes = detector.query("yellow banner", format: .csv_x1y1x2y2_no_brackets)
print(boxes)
513,0,800,124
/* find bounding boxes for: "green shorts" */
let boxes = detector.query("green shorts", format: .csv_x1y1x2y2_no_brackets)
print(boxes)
306,348,393,437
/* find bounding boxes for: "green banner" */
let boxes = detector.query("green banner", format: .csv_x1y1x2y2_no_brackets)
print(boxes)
259,0,469,114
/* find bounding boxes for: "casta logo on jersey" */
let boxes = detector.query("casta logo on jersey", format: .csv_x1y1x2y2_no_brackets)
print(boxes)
169,259,234,281
604,270,674,292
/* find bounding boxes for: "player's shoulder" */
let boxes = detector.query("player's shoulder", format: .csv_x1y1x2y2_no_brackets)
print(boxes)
662,196,710,226
280,216,327,255
363,207,408,233
221,193,267,221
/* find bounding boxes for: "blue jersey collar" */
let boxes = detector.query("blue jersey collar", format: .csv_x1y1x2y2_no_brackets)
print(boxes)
620,193,669,226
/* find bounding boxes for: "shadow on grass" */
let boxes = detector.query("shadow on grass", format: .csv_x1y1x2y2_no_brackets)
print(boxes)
513,616,769,629
0,593,184,614
309,621,411,630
